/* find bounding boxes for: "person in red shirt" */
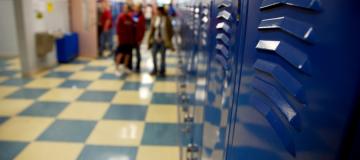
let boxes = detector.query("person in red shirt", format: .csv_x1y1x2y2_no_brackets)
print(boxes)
99,0,113,57
115,4,136,76
132,4,146,73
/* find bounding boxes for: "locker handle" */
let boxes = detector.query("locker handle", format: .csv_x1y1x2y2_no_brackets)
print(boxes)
256,40,312,75
258,16,316,43
260,0,322,11
251,77,302,131
253,59,306,104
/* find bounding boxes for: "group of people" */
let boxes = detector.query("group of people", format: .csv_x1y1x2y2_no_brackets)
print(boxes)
98,0,174,77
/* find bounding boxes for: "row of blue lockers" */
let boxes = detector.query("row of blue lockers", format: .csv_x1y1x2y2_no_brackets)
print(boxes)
175,0,360,160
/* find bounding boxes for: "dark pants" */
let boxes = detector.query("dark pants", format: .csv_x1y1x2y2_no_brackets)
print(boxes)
97,26,102,56
100,31,113,56
152,42,166,74
135,45,141,71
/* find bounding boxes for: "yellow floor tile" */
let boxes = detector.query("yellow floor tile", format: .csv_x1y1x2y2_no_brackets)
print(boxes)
0,117,54,141
140,74,155,84
136,146,180,160
54,64,85,72
105,66,116,73
8,58,20,65
32,70,50,78
76,57,93,61
186,83,196,92
146,105,178,123
58,102,110,120
0,86,19,98
126,73,155,84
153,82,177,93
6,64,21,71
0,99,33,116
167,57,178,64
25,78,65,89
166,68,178,76
125,74,141,82
0,76,8,83
13,73,22,78
88,59,113,67
88,80,124,91
69,71,102,81
112,91,152,105
87,120,144,146
39,88,84,102
15,142,83,160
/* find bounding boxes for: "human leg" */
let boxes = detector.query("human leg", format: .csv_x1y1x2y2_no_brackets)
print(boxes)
124,54,132,73
135,45,141,72
159,45,167,76
151,43,160,75
99,32,106,57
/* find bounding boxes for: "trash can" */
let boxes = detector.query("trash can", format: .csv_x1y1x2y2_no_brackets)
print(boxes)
56,32,79,63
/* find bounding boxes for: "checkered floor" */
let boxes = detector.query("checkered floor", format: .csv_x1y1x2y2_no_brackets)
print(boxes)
0,49,180,160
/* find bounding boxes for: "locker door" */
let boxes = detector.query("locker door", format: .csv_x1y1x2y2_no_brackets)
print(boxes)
201,0,244,159
177,1,211,160
227,0,360,159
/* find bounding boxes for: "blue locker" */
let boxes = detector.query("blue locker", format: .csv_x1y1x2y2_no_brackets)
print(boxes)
177,0,243,159
226,0,360,159
177,0,360,159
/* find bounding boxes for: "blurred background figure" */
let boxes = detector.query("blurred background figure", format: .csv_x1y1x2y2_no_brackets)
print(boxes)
99,0,113,58
167,3,177,17
114,3,136,77
133,4,146,73
144,4,153,28
97,1,103,57
148,6,174,77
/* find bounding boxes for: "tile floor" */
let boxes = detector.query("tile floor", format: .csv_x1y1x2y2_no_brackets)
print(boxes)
0,49,180,160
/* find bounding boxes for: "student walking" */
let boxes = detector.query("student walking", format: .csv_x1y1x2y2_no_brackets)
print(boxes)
133,4,146,73
114,4,136,77
148,6,174,77
99,0,113,57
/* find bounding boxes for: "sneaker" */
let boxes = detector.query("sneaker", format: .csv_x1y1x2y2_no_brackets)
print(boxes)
150,70,157,76
119,65,125,70
159,72,166,77
135,67,140,73
114,70,123,77
125,68,132,74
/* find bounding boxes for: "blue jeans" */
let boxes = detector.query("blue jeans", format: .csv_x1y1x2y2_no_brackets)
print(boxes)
152,42,166,73
99,30,113,56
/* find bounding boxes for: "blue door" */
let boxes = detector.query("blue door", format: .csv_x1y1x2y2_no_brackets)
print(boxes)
226,0,360,159
200,0,245,159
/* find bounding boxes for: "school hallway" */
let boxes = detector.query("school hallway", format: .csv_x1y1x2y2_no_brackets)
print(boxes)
0,44,181,160
2,0,360,159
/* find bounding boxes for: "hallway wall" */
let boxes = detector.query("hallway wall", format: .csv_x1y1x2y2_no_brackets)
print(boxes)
70,0,97,58
0,0,19,58
32,0,70,33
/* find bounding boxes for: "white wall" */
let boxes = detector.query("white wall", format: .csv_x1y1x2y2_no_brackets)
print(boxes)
0,0,19,57
31,0,70,70
32,0,70,33
12,0,70,76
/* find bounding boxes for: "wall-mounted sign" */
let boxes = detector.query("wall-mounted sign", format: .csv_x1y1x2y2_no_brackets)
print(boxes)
36,11,44,20
47,2,54,13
